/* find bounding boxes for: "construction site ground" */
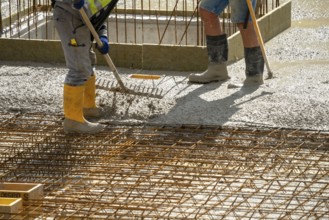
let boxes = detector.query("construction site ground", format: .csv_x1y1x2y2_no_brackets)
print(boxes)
0,0,328,219
0,1,328,131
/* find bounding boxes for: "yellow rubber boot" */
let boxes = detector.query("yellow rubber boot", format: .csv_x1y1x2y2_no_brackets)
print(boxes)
83,74,102,119
63,84,104,134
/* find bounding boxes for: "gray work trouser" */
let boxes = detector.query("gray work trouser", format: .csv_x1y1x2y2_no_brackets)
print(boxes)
53,2,96,86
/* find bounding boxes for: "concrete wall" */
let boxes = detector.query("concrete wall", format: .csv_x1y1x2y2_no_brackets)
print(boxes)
0,1,291,72
108,15,202,45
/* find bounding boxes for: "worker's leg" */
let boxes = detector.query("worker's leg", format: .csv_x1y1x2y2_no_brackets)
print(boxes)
53,2,104,133
189,0,230,83
231,0,264,85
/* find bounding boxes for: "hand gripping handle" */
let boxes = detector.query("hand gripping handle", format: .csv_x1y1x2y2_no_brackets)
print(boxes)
79,8,127,90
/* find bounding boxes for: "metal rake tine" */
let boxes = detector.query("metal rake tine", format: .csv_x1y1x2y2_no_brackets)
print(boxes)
99,78,104,87
140,86,145,93
156,89,162,97
100,79,105,87
96,78,164,99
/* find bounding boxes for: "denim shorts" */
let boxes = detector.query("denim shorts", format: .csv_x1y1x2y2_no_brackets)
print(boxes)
199,0,257,23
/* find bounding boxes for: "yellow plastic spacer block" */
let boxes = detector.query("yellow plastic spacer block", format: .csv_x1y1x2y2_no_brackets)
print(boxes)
0,198,23,214
0,183,44,206
129,74,161,80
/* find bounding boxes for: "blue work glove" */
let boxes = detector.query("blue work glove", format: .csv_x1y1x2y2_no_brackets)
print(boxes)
72,0,84,10
97,36,110,54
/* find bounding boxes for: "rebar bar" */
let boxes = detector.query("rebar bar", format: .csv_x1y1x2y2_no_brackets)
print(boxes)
0,113,328,219
1,0,281,46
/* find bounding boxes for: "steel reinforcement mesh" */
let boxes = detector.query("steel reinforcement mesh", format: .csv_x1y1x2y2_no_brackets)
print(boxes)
0,113,328,219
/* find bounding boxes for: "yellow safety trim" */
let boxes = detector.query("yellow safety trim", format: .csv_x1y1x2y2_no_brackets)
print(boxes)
87,0,114,16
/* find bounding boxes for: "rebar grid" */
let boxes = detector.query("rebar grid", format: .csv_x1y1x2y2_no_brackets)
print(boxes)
0,113,328,219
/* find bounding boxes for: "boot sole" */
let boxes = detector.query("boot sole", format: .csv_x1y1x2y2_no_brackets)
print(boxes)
63,120,105,134
189,77,230,84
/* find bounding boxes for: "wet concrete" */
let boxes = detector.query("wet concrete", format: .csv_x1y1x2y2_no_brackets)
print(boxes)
0,0,328,131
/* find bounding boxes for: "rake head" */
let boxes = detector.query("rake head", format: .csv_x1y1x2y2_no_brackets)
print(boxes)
96,78,164,99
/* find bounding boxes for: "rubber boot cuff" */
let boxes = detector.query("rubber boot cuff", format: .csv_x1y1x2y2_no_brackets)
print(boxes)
245,47,265,77
207,34,228,64
84,74,97,109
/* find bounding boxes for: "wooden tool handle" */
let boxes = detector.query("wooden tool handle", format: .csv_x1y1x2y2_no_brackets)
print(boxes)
79,8,127,90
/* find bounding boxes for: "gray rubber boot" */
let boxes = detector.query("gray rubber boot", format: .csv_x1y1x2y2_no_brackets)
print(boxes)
243,47,265,86
189,34,229,83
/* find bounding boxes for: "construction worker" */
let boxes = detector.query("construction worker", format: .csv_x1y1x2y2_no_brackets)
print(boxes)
52,0,117,133
189,0,264,86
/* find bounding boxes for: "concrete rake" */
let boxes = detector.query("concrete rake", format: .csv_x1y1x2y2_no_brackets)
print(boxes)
79,9,164,99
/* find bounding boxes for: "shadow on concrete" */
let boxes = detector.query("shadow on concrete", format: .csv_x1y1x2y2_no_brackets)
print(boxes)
155,80,271,126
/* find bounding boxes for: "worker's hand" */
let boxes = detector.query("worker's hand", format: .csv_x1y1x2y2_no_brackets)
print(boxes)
97,36,110,54
72,0,84,10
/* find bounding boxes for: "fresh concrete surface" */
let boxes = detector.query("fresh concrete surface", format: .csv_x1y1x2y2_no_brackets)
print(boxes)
0,0,328,131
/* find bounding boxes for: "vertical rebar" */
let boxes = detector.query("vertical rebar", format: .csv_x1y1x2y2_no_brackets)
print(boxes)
0,0,281,45
0,1,2,35
124,0,127,43
141,0,144,43
9,0,12,36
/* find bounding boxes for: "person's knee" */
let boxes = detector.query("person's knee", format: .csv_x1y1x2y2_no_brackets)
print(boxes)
237,22,259,48
199,7,218,23
63,67,92,86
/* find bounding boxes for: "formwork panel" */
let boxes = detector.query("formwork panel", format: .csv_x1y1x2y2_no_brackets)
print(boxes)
0,113,328,219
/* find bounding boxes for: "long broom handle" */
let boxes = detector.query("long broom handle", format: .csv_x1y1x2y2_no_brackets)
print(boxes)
79,8,127,90
246,0,273,79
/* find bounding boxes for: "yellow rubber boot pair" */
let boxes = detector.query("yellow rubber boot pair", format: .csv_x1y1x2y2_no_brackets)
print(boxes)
63,77,104,134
